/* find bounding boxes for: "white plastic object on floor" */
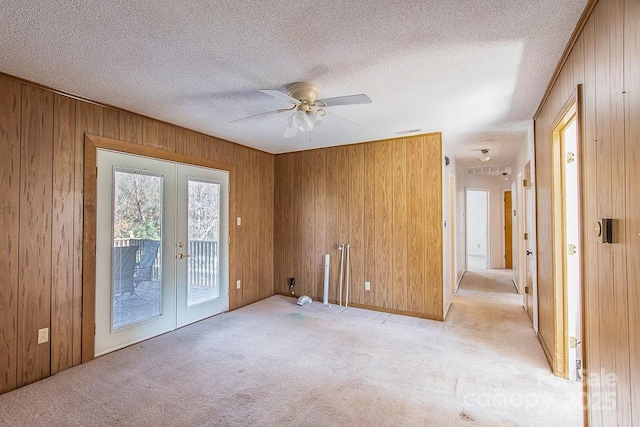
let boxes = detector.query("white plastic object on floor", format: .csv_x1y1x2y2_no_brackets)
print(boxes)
323,254,330,305
345,244,351,308
297,295,313,306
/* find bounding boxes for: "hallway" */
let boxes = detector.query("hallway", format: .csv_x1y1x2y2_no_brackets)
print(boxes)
447,268,583,425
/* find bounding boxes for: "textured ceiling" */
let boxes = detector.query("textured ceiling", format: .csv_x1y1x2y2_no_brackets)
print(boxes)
0,0,587,165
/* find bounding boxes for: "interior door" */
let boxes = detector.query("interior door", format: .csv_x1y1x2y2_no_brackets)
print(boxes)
95,149,229,356
504,190,513,268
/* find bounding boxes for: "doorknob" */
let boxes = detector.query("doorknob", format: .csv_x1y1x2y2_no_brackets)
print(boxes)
526,250,533,255
177,253,190,259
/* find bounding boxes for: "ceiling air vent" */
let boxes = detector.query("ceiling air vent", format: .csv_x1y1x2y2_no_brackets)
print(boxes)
395,128,422,135
464,166,511,176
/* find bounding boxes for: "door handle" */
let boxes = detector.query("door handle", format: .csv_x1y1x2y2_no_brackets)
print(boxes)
526,251,533,255
177,253,190,259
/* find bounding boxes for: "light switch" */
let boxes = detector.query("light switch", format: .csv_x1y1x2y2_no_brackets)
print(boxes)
237,217,241,226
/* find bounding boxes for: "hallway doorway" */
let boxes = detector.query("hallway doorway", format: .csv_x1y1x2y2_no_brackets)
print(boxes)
465,189,489,270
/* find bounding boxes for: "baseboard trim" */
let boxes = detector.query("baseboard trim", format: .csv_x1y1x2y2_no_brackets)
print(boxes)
275,292,444,322
537,333,554,372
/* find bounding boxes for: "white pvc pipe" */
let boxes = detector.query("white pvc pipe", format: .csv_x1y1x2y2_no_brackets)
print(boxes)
323,254,330,305
345,244,351,308
338,244,345,306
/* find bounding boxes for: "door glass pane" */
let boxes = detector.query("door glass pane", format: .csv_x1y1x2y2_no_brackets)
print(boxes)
112,169,163,330
187,179,220,306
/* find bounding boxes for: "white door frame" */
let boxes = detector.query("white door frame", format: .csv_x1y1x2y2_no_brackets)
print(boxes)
465,187,490,270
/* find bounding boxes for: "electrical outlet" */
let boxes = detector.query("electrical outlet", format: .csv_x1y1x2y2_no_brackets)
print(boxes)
364,281,371,291
38,328,49,344
236,280,241,289
237,217,242,226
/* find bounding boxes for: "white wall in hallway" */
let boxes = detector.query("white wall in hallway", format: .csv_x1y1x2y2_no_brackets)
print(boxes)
466,190,488,257
464,174,511,269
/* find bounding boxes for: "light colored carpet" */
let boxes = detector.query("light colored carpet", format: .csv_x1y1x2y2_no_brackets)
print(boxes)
0,270,582,426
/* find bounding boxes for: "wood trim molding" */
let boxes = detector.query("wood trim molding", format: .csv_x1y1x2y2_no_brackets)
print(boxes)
81,134,236,362
533,0,598,120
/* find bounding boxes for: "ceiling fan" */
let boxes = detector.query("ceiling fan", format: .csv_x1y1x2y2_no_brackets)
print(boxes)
231,82,372,138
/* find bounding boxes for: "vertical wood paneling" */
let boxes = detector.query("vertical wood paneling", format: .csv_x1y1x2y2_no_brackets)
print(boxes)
119,112,143,145
103,108,120,140
248,150,260,304
142,119,159,148
625,1,640,425
0,76,21,394
231,145,246,310
581,16,603,427
76,101,103,364
407,138,426,314
363,144,376,307
301,152,315,297
424,134,442,315
274,134,443,318
174,127,190,155
18,84,53,386
348,145,365,305
594,3,617,424
608,0,632,422
393,139,408,311
312,150,326,299
336,147,350,301
324,148,340,302
158,122,175,153
274,154,293,294
51,94,76,374
374,141,393,309
261,153,274,300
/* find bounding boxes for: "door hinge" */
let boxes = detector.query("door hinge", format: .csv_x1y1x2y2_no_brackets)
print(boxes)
523,179,528,187
566,152,576,163
96,167,98,178
94,324,96,336
524,232,528,240
568,243,577,255
525,286,530,293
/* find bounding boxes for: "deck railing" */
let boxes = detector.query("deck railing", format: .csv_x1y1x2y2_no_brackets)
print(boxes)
113,238,218,288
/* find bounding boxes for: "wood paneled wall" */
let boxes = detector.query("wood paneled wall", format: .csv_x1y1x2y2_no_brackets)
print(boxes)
534,0,638,424
0,73,274,394
274,134,443,320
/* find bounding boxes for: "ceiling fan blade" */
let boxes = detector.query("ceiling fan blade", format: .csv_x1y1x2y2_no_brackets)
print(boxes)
230,107,293,123
316,94,372,107
326,110,363,130
259,89,300,104
283,126,297,138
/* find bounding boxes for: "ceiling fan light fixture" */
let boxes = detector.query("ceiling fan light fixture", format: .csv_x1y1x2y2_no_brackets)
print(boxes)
307,110,322,128
293,109,309,131
479,149,491,162
286,113,296,130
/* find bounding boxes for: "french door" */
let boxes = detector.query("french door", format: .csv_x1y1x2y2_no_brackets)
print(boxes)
95,149,229,356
